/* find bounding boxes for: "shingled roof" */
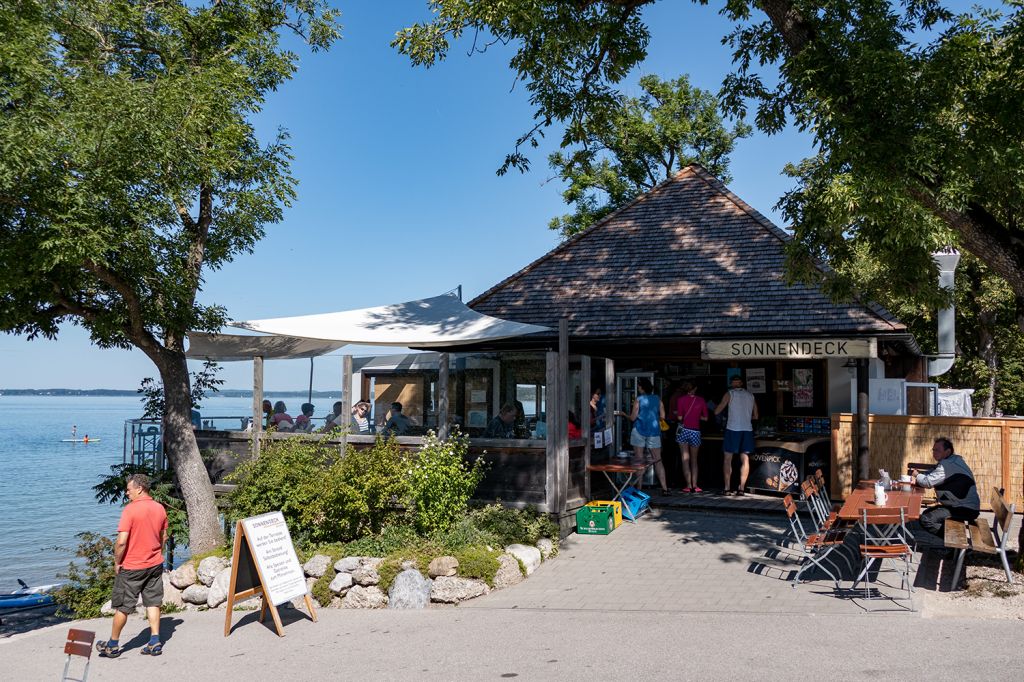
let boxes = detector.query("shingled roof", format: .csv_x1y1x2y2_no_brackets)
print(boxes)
470,165,906,339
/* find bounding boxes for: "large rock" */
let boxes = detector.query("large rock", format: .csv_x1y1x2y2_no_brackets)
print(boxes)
341,585,388,609
505,544,541,576
388,570,432,609
351,566,380,586
303,554,333,578
206,567,232,608
360,557,384,569
492,553,524,590
197,556,229,587
334,557,361,573
536,538,555,560
428,556,459,578
162,572,184,608
430,576,489,604
181,584,210,605
329,572,354,595
100,600,115,616
168,562,198,590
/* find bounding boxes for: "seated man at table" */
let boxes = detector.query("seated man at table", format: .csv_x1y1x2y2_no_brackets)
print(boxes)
912,437,980,542
484,403,518,438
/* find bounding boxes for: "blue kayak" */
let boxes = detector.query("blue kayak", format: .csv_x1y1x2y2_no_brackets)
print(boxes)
0,592,54,609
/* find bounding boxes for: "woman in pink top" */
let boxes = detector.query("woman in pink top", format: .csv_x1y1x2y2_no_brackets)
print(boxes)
674,381,708,492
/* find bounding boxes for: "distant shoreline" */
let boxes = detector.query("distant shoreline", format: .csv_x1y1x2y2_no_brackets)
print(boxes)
0,389,342,398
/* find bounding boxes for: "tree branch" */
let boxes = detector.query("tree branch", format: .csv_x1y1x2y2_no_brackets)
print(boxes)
81,259,163,355
759,0,816,54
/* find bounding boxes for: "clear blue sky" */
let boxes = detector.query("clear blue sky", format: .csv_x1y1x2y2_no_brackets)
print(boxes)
0,1,977,391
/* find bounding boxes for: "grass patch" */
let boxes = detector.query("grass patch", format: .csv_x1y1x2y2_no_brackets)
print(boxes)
189,545,233,568
311,571,334,606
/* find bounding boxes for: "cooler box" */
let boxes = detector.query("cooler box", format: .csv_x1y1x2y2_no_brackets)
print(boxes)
619,486,651,520
576,504,616,535
587,500,623,528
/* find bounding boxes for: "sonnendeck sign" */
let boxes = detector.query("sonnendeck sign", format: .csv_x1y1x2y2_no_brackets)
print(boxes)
701,338,876,360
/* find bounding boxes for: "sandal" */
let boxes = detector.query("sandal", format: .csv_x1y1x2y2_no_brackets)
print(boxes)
693,486,703,493
95,641,122,658
141,641,163,656
735,489,745,497
660,488,674,496
681,487,692,493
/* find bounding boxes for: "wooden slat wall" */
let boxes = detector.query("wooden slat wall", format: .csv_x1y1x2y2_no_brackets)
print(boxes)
831,414,1024,510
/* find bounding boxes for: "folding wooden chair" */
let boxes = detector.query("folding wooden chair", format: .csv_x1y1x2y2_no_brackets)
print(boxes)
856,507,914,601
62,628,95,682
783,494,848,589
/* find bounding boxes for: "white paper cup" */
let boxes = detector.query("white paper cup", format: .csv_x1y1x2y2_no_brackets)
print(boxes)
900,475,912,483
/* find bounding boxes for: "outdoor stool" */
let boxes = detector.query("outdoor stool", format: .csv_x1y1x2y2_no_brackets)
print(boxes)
62,628,95,682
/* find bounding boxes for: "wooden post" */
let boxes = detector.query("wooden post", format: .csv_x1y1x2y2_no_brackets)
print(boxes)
252,356,264,459
605,358,615,453
856,359,870,481
1001,420,1011,494
555,319,569,514
581,354,591,502
545,351,559,514
340,354,352,452
437,352,450,440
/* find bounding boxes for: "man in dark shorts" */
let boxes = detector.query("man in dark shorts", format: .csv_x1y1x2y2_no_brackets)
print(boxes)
96,473,168,658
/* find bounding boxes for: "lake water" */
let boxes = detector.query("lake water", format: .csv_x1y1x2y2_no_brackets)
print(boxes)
0,394,306,592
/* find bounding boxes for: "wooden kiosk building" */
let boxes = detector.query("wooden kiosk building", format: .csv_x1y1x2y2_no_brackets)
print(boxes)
189,166,928,531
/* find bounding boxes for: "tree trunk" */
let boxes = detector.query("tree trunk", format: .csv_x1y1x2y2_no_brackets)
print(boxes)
155,350,224,554
976,309,998,417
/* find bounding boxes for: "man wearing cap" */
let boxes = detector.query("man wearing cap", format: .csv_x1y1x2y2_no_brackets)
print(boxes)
715,375,758,496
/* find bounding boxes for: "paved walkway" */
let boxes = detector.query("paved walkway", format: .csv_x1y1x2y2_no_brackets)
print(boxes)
463,508,924,615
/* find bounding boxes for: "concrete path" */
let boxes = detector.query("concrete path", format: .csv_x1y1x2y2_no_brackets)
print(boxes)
464,508,918,615
3,607,1022,681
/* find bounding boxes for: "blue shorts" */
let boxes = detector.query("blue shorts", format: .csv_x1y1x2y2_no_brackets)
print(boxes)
630,428,661,449
723,429,754,454
676,427,702,447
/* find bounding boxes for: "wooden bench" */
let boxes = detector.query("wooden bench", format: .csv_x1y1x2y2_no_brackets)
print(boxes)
944,487,1017,587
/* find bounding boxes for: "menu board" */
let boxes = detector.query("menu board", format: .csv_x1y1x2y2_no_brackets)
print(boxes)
240,512,308,606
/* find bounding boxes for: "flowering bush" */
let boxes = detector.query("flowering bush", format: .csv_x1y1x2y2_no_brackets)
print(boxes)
407,431,486,535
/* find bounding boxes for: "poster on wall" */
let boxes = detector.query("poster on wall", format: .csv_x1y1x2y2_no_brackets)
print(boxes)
793,369,814,407
594,430,604,448
746,368,766,394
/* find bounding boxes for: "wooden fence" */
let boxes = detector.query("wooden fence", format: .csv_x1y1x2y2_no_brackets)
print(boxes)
831,414,1024,510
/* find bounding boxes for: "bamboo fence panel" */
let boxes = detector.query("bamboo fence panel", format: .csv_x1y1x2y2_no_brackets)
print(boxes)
831,414,1024,510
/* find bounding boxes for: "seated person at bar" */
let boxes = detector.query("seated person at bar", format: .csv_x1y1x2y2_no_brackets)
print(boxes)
381,402,413,437
912,437,980,543
350,400,375,434
271,401,294,431
294,403,316,432
322,401,344,431
262,399,273,429
485,403,518,438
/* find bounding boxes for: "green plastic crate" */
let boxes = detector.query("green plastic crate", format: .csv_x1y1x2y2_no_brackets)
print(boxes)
576,504,615,535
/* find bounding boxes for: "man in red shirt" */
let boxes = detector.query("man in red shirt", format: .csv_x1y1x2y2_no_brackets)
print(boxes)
96,473,168,658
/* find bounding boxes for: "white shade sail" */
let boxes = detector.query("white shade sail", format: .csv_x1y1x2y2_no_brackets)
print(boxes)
186,293,550,360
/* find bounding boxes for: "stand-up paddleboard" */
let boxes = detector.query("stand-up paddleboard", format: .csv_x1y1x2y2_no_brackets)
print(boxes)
61,438,100,443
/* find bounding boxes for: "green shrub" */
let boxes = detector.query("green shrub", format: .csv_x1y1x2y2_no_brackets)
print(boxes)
454,545,502,586
408,431,486,535
431,516,500,553
52,533,116,619
304,438,411,542
311,571,334,606
469,504,559,550
341,524,419,558
227,436,336,542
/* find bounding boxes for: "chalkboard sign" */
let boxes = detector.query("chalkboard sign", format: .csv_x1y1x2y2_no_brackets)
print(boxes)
748,447,802,494
223,512,317,638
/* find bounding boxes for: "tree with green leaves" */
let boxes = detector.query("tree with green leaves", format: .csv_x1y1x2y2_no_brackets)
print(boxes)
394,0,1024,310
548,74,750,238
0,0,341,553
